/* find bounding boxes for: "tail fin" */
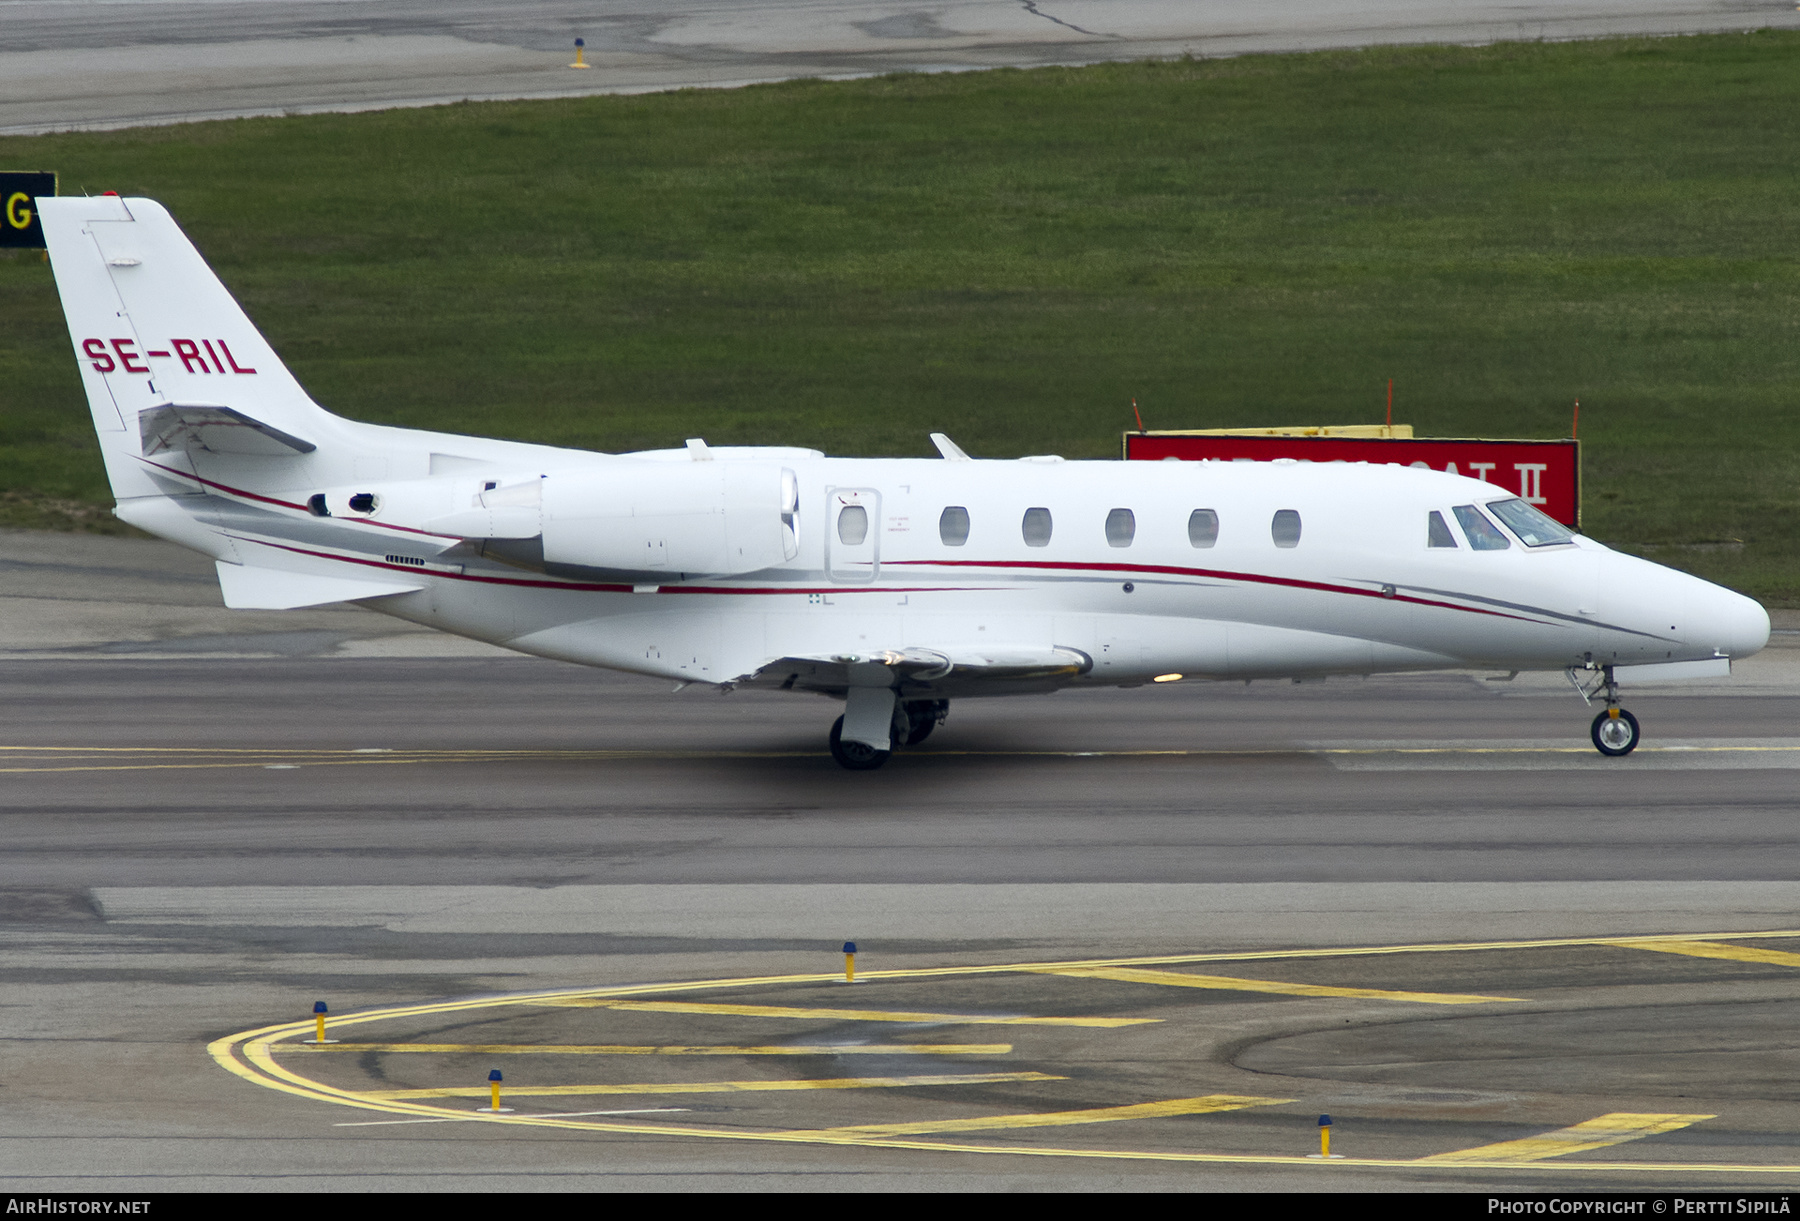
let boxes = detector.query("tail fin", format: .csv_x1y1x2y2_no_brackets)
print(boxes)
38,195,340,504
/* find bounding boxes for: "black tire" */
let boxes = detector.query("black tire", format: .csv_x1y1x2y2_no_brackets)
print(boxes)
1591,708,1640,757
829,715,891,770
901,699,947,747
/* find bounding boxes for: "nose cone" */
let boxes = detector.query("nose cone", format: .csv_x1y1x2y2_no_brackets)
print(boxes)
1596,550,1769,661
1694,580,1770,660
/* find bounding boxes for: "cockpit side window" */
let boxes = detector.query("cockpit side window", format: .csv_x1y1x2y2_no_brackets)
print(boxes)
1427,511,1458,548
1452,504,1511,551
1485,498,1575,547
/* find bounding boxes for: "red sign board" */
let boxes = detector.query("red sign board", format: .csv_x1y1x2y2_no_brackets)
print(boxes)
1124,433,1582,528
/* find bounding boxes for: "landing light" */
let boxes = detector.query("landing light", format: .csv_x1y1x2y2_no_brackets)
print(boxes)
1153,673,1183,683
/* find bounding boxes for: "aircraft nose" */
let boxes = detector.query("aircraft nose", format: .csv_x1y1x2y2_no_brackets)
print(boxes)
1694,580,1770,659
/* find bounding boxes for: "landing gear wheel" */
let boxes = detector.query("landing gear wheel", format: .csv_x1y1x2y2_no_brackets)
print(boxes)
829,715,891,771
1591,708,1640,757
901,700,948,747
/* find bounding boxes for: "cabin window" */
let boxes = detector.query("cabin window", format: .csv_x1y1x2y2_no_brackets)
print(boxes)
1188,509,1219,548
1486,498,1575,547
837,504,869,546
1021,507,1053,547
1271,509,1302,548
939,506,970,546
1427,511,1458,548
1453,504,1511,551
1105,508,1135,548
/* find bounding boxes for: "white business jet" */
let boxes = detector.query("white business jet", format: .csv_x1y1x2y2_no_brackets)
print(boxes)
39,196,1770,768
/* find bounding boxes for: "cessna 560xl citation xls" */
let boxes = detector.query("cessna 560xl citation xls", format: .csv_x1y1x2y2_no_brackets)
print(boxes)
40,196,1771,768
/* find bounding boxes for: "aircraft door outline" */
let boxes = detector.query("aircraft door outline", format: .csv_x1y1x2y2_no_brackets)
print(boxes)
826,487,880,583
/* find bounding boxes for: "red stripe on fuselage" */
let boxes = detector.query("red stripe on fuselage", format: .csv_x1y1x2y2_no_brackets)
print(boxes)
161,460,1532,621
230,537,979,596
140,458,461,540
884,558,1533,622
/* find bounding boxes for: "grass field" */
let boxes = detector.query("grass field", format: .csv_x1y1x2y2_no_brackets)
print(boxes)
2,33,1797,598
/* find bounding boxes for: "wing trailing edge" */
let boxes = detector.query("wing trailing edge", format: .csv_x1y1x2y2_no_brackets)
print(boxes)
742,645,1092,696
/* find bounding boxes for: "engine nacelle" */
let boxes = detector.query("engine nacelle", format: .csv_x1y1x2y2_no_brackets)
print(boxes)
327,459,802,577
540,461,798,575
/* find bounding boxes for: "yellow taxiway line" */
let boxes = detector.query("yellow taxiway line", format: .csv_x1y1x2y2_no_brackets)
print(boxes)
819,1094,1287,1138
217,928,1800,1036
1032,965,1519,1004
206,928,1800,1175
1612,939,1800,968
359,1071,1064,1100
277,1042,1014,1056
542,998,1157,1027
1419,1113,1716,1163
12,741,1800,774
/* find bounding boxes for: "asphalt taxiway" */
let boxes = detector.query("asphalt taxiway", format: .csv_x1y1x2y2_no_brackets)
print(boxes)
3,530,1800,1189
5,0,1800,135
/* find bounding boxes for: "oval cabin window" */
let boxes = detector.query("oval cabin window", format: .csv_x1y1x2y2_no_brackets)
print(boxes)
1271,509,1302,548
837,504,869,546
1021,507,1053,547
939,506,970,546
1105,508,1135,548
1188,509,1219,548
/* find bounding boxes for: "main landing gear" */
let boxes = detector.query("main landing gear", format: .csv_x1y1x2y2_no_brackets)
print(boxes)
828,715,888,770
1570,663,1640,757
828,697,949,770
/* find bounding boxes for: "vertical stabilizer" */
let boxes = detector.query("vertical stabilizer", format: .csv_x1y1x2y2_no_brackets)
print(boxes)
38,196,342,503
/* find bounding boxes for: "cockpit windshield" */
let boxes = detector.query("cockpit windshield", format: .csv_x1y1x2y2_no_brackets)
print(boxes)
1452,504,1511,551
1485,498,1576,547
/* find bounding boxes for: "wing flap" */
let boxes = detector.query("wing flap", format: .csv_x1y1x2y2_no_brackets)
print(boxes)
741,644,1091,694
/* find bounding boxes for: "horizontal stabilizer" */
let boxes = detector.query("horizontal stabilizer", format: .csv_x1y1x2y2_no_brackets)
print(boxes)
215,562,423,610
141,403,315,457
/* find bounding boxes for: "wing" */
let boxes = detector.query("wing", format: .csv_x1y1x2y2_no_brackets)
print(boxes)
738,644,1092,699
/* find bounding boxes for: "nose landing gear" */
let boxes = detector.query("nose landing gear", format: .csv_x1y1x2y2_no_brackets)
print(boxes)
1570,663,1640,757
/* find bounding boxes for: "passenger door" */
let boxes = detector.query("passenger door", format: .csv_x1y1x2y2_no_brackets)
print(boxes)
825,488,880,583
